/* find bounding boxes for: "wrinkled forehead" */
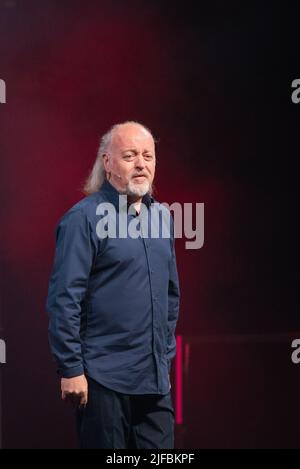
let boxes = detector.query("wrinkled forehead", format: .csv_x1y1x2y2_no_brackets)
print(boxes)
111,125,155,152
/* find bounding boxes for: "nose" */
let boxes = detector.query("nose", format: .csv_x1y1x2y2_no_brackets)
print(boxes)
135,154,145,170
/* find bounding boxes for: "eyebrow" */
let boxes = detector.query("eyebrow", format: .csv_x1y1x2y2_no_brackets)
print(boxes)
122,148,152,153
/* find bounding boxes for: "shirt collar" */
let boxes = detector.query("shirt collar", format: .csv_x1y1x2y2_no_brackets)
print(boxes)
100,179,154,212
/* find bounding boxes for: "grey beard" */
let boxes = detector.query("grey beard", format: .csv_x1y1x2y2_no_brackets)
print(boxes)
125,179,151,197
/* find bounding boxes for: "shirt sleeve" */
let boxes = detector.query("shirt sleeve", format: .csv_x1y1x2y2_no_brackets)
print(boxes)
46,207,97,378
166,215,180,372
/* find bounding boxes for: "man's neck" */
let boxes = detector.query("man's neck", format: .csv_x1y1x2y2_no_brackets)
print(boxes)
127,195,143,214
106,178,143,214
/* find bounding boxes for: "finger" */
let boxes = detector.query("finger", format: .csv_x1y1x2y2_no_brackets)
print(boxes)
62,391,74,404
70,392,82,407
63,391,78,405
79,391,88,407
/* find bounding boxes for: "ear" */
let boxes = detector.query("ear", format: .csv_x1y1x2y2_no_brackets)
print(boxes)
102,153,110,172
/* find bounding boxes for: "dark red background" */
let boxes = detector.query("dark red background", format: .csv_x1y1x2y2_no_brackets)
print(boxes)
0,0,296,448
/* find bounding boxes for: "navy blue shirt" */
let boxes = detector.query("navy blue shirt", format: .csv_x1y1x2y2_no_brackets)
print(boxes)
46,180,180,395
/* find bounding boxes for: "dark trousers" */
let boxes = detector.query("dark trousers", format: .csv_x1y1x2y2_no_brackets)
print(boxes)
76,376,175,449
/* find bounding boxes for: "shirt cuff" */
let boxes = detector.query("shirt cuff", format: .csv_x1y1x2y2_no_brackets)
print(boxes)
58,365,84,378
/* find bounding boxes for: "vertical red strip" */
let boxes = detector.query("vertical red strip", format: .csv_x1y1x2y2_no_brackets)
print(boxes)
175,335,183,424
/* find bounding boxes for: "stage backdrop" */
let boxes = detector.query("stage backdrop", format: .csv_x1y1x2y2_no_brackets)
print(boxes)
0,0,295,448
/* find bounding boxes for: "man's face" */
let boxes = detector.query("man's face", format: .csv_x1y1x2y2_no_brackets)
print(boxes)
103,124,156,198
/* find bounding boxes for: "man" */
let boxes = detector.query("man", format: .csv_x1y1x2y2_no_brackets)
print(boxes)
46,121,180,449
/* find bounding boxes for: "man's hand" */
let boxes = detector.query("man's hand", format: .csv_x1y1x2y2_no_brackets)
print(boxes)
61,374,88,408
